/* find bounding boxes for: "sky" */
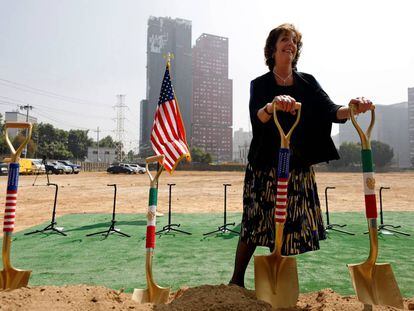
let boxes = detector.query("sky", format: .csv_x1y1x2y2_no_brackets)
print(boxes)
0,0,413,152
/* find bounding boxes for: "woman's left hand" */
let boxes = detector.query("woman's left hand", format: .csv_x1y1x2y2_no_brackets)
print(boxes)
349,97,374,114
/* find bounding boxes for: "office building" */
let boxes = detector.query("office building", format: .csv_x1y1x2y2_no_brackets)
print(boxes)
139,16,192,156
192,33,233,162
409,87,414,166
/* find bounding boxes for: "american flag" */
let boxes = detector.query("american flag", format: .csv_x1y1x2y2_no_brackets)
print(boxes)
150,62,190,172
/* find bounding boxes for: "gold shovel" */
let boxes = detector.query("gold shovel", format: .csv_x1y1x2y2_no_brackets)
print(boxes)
1,122,33,290
132,155,170,304
347,104,403,309
254,102,301,308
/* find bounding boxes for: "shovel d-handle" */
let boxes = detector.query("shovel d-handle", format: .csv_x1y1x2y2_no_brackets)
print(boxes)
273,102,301,149
145,155,165,188
349,104,375,150
4,122,32,162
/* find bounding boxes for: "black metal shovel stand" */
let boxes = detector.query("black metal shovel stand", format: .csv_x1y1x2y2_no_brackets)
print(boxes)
324,186,354,235
86,184,130,238
25,183,66,236
156,183,191,235
32,156,50,186
204,183,239,236
365,186,410,236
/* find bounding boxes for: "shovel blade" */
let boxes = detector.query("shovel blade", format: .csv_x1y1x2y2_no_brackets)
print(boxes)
0,268,31,290
132,286,170,304
348,262,403,309
254,254,298,308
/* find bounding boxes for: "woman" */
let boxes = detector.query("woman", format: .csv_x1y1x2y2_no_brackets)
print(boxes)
229,23,372,288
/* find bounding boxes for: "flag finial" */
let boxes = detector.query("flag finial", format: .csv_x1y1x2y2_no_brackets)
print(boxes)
163,53,174,67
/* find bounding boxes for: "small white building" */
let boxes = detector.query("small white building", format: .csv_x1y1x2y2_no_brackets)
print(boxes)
87,147,117,163
5,111,38,138
233,128,252,164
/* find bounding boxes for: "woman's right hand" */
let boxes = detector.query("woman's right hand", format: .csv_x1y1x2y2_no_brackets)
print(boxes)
272,95,297,115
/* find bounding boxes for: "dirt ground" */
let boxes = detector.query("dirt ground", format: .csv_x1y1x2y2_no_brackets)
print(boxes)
0,284,413,310
1,170,414,310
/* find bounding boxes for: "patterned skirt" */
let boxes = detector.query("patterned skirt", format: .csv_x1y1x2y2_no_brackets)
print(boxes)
240,163,326,255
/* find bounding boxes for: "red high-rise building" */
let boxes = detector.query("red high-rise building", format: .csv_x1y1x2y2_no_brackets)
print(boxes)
192,33,233,162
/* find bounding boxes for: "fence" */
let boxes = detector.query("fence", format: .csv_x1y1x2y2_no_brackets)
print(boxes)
75,161,108,172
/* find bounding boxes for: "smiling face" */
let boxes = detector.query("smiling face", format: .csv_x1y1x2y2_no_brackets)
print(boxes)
264,24,302,71
274,31,298,67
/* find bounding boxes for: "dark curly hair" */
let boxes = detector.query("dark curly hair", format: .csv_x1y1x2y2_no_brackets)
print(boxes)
264,23,302,71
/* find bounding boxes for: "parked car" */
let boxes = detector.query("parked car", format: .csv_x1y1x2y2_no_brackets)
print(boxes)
58,160,81,174
128,163,146,174
31,159,46,174
107,165,134,174
45,162,64,175
119,163,146,174
0,162,8,176
52,162,73,174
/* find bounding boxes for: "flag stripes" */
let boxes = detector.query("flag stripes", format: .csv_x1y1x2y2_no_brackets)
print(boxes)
3,190,17,232
275,177,288,222
275,148,290,223
150,63,190,172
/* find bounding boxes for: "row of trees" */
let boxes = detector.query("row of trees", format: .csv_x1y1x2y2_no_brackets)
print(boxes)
0,114,119,160
0,114,216,163
328,140,394,169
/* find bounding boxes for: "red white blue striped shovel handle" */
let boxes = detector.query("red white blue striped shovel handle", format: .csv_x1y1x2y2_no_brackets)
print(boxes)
3,163,19,234
275,148,290,224
2,122,32,235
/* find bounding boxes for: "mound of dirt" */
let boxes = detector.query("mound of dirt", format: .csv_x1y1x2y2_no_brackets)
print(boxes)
0,284,413,311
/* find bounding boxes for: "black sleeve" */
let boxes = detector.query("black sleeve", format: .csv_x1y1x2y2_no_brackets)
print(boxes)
249,80,266,128
310,76,346,124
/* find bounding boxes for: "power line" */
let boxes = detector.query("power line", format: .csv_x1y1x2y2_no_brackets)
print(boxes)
0,78,106,107
32,110,89,130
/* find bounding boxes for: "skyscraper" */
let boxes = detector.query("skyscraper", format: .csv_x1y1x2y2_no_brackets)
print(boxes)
192,33,233,162
139,16,192,155
408,87,414,166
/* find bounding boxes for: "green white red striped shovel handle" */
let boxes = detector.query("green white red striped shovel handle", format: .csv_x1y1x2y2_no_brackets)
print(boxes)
349,105,377,220
144,155,164,250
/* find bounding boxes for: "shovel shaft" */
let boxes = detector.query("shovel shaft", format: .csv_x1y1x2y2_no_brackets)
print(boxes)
361,150,377,220
3,163,19,233
275,148,290,224
146,187,158,249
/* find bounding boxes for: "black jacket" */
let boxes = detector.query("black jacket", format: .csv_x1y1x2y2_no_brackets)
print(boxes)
247,71,346,170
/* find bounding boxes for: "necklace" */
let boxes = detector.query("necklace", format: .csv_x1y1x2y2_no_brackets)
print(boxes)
272,68,292,86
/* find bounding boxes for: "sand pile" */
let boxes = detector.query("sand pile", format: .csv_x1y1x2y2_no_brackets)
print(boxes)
1,285,413,311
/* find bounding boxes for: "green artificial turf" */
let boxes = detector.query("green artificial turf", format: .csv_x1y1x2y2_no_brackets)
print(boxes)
3,212,413,297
